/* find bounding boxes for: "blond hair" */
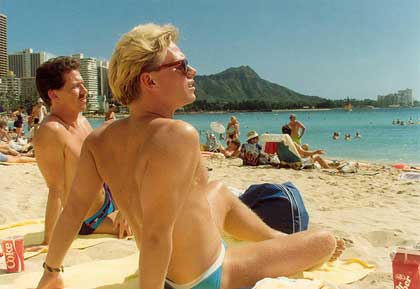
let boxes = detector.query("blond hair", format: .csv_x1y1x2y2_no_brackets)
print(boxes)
109,23,179,105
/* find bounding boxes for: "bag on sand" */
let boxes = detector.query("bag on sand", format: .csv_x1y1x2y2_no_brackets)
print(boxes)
239,182,309,234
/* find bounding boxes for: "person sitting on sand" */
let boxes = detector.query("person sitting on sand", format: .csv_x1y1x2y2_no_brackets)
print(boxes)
0,120,11,142
32,56,131,248
282,126,330,169
218,138,241,158
12,106,25,139
105,103,117,121
240,130,271,166
35,23,344,289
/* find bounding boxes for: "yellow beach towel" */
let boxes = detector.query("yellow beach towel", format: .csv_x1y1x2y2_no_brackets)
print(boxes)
0,253,140,289
0,219,132,259
0,253,374,289
0,221,375,287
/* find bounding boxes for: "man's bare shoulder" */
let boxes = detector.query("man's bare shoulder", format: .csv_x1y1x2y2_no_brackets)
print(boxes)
33,116,68,145
151,119,198,144
86,118,124,140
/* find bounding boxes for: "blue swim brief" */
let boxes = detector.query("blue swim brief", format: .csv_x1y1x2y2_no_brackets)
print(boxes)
79,184,115,235
165,241,226,289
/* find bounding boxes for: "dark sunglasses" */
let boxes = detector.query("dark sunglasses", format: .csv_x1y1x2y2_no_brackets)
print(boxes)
143,59,189,75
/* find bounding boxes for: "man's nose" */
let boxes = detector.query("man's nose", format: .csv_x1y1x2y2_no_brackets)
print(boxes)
187,65,197,78
81,84,88,94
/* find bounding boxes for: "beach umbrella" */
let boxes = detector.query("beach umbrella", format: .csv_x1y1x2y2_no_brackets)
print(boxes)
210,121,225,134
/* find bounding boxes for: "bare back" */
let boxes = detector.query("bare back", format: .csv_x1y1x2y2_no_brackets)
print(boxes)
88,117,222,283
34,114,104,215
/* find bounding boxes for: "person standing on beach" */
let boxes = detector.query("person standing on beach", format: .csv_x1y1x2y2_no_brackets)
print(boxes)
32,57,131,248
12,106,25,138
35,24,343,289
288,114,305,144
226,115,240,141
31,98,48,126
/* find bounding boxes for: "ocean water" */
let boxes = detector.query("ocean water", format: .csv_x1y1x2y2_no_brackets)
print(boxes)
88,107,420,165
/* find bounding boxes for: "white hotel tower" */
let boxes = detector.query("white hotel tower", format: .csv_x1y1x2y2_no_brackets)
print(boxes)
72,53,99,111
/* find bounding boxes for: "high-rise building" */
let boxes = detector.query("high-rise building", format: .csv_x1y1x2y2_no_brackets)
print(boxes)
3,71,21,102
73,55,99,111
20,77,38,104
0,14,8,78
9,48,55,78
30,51,55,76
97,60,111,112
377,88,414,107
97,60,111,97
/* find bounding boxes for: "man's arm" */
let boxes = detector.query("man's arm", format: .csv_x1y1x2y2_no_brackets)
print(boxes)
36,138,103,289
33,125,66,245
139,122,200,289
295,143,324,158
298,121,305,138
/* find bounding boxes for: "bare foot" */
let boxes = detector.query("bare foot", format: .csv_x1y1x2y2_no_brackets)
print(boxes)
329,238,345,262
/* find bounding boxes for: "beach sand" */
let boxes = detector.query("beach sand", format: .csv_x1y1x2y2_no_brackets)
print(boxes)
0,159,419,288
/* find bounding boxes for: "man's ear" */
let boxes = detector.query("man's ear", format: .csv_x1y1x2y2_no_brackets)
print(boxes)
47,89,59,104
139,73,156,90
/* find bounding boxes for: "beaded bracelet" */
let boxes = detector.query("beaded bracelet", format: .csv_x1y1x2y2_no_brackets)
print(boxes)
43,262,64,273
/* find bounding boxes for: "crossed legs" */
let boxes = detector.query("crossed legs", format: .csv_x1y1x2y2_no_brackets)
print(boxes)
205,181,340,289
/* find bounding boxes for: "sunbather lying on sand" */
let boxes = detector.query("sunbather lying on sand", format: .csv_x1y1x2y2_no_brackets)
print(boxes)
282,126,330,169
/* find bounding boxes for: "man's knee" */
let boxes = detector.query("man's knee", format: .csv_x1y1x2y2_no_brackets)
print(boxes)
311,230,336,256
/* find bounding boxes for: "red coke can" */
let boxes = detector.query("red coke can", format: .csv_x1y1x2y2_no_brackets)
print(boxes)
1,236,24,273
391,248,420,289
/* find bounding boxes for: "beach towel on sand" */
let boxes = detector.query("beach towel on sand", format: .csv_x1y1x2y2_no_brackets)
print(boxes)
0,219,132,259
0,220,375,288
0,252,374,289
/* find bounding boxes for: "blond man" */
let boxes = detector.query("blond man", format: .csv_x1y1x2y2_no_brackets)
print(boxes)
36,24,343,289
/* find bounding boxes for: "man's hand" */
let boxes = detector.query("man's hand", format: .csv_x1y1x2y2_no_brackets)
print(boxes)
113,211,132,239
35,271,64,289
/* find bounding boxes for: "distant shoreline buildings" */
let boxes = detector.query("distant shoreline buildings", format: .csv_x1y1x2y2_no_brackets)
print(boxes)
0,13,112,113
377,89,414,107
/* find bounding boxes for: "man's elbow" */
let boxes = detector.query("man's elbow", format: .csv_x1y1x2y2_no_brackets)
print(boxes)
142,224,172,245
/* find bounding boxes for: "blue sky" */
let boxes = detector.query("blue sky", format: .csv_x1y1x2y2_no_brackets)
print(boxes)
1,0,419,100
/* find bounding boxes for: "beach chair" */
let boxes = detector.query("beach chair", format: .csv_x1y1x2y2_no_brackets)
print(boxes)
260,134,303,169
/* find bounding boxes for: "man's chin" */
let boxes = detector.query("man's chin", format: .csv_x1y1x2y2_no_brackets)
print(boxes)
187,93,196,104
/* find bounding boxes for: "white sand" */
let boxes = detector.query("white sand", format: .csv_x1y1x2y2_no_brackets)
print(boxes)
0,159,419,288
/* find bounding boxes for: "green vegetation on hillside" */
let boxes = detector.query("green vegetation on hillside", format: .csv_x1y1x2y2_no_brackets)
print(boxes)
183,66,416,112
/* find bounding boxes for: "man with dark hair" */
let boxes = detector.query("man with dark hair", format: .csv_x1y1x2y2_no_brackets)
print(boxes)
35,57,81,107
32,56,130,248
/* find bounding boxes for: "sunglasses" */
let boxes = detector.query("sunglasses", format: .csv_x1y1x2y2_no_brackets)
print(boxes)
143,59,189,75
